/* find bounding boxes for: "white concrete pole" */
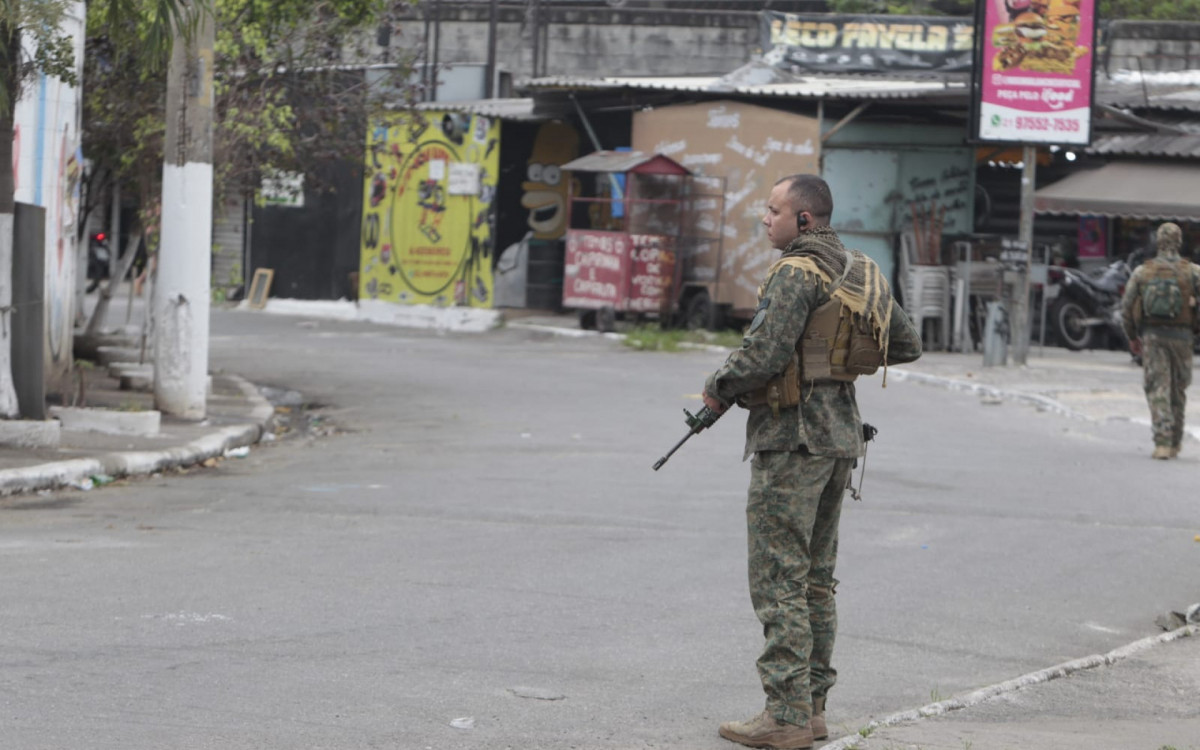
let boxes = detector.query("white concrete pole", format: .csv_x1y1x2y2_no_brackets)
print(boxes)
154,10,214,419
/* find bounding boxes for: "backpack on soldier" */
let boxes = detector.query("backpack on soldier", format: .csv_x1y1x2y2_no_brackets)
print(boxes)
1140,261,1193,326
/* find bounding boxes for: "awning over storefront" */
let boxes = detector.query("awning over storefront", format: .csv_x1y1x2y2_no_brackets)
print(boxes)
1034,162,1200,221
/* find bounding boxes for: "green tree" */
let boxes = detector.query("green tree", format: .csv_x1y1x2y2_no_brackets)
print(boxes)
83,0,413,237
1099,0,1200,19
0,0,193,417
826,0,975,14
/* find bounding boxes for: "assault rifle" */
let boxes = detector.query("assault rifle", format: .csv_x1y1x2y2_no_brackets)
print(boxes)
652,406,723,471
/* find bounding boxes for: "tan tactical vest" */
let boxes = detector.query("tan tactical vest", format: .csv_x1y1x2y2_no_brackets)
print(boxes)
741,254,889,414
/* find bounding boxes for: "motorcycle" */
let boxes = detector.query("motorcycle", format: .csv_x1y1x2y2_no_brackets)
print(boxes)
1046,259,1131,351
86,232,111,293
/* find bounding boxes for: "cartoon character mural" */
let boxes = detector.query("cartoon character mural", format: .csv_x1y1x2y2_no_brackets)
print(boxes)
359,110,499,307
521,121,579,240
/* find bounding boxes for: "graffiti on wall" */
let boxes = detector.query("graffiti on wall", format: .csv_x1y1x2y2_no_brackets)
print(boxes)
632,100,820,313
521,121,579,240
360,111,499,307
13,55,84,397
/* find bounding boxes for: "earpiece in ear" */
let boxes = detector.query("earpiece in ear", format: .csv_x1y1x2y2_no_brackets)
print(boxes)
797,213,809,230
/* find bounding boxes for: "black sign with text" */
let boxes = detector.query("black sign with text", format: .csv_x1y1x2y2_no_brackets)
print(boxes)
759,11,976,74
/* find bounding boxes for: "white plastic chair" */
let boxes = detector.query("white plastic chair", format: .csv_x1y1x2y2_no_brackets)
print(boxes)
899,232,951,351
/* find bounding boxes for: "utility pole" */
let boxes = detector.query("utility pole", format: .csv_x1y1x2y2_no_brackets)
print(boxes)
154,7,214,419
1012,145,1037,366
485,0,499,98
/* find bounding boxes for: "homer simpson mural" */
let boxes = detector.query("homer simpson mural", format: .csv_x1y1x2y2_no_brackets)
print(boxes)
521,121,579,240
359,111,499,307
493,120,580,308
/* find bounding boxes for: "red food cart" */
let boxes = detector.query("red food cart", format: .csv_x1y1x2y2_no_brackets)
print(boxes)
559,151,693,331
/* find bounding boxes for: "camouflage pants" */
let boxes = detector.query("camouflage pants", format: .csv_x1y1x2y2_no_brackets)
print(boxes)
1142,331,1193,448
747,449,853,728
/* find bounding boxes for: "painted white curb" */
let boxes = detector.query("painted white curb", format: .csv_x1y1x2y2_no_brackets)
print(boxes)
49,406,162,437
827,624,1200,749
0,374,274,497
242,298,502,333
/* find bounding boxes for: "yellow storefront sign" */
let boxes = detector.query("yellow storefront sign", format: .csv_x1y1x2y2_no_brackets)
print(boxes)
360,111,499,307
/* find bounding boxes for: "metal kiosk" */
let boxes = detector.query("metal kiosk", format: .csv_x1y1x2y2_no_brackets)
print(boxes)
559,151,692,331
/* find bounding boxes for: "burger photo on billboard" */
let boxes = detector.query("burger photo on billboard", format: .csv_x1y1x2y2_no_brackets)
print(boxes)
1014,12,1048,43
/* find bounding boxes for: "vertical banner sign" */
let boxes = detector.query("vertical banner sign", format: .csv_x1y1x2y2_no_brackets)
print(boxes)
360,111,499,307
972,0,1097,145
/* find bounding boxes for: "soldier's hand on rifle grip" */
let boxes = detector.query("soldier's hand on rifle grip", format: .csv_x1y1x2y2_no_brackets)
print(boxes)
702,391,728,415
1129,338,1142,357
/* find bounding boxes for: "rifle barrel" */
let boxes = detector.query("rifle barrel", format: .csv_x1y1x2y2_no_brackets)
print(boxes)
652,431,694,471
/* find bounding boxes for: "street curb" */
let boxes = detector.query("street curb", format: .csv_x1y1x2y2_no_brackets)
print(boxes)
829,624,1200,749
508,322,735,353
889,368,1200,443
0,374,274,497
888,368,1086,421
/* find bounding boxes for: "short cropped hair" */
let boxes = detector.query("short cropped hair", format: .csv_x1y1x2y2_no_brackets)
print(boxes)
776,174,833,223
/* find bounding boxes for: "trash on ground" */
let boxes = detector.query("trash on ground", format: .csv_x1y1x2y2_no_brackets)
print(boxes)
449,717,474,730
1155,610,1187,630
224,446,250,458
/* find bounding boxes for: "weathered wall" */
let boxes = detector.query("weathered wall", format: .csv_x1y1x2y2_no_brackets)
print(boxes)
393,6,759,79
1106,21,1200,73
389,9,1200,82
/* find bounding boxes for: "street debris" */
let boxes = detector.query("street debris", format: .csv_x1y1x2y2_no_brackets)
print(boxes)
449,717,475,730
1154,603,1200,630
508,686,566,701
70,477,94,491
223,446,251,458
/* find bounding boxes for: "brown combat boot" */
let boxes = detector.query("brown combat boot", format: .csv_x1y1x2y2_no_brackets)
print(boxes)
810,695,827,741
718,710,814,749
1152,445,1172,460
1170,444,1181,458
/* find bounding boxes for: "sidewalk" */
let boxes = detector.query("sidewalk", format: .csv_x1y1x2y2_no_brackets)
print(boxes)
3,301,1198,749
0,283,274,495
0,363,274,496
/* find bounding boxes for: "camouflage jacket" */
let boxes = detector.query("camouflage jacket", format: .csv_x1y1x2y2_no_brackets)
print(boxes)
705,234,923,460
1120,255,1200,341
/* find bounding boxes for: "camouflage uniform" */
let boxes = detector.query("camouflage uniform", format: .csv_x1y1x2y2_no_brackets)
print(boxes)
705,227,922,728
1120,223,1200,454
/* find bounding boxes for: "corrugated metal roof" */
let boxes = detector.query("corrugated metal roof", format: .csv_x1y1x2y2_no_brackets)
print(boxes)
1034,162,1200,221
525,74,969,101
561,150,690,174
1088,132,1200,158
1096,72,1200,112
410,98,544,121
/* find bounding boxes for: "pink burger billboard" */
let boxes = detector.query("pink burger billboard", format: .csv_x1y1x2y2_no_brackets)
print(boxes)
972,0,1097,145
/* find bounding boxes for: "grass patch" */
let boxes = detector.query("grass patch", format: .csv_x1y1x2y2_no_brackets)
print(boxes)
622,325,744,352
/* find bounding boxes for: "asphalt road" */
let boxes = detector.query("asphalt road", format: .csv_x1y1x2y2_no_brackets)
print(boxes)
1,310,1195,749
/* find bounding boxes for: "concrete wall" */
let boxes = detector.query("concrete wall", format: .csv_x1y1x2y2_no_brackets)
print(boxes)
392,5,759,80
388,9,1200,82
1106,22,1200,73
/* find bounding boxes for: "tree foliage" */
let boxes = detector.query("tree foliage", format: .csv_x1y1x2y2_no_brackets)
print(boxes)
83,0,414,220
1098,0,1200,20
829,0,1200,17
0,0,78,117
825,0,975,15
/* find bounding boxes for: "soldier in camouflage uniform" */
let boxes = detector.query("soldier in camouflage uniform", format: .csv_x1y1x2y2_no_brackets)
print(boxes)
702,175,922,750
1120,222,1200,460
